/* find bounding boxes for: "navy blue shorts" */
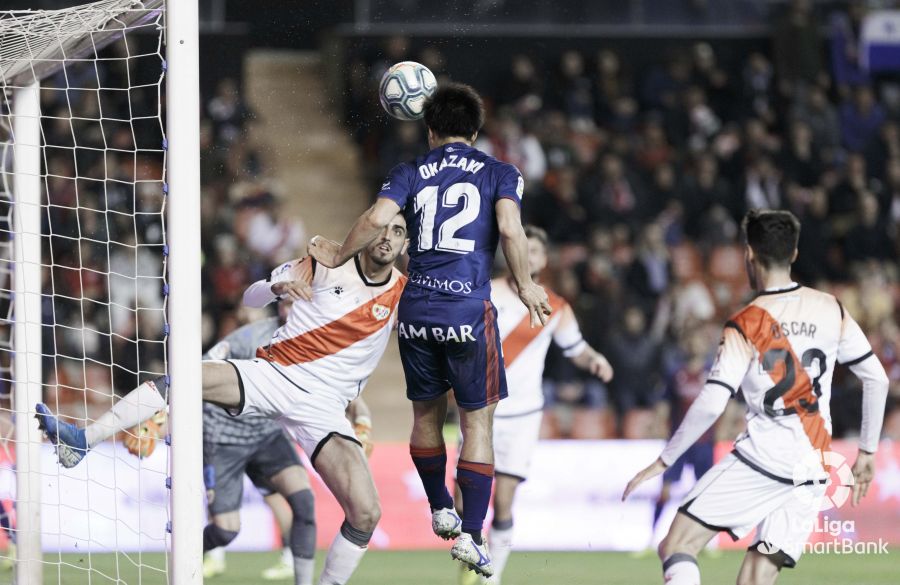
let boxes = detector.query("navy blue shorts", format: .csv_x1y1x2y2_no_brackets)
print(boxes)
397,286,507,410
663,441,714,484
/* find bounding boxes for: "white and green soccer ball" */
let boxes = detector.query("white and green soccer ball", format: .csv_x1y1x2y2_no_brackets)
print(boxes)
379,61,438,121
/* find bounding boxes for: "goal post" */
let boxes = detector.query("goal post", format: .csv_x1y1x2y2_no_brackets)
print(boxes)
0,1,202,583
164,0,204,583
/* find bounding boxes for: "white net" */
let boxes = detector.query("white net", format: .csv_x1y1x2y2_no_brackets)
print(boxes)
0,0,171,582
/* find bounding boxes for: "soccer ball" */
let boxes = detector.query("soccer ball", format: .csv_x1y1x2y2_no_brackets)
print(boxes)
379,61,438,121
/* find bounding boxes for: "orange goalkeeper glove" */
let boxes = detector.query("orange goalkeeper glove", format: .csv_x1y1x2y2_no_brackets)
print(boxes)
124,416,162,459
354,416,374,458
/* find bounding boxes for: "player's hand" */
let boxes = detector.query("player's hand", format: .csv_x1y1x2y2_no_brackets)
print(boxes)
622,457,667,501
308,235,343,268
271,279,313,302
517,281,552,327
354,416,374,458
850,450,875,506
589,353,614,383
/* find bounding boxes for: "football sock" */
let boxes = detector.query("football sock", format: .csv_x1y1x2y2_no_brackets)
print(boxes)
457,460,494,544
662,553,700,585
286,489,317,585
281,546,294,565
293,556,315,585
410,444,454,511
489,517,514,579
85,377,167,447
317,524,369,585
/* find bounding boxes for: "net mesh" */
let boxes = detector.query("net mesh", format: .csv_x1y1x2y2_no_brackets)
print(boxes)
0,0,170,581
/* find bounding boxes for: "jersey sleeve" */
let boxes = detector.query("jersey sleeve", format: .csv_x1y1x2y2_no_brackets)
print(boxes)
706,323,754,396
377,163,415,208
836,306,874,366
495,163,525,206
552,304,587,358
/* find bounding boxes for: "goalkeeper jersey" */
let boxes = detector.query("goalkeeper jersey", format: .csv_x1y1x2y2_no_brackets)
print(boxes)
709,284,874,480
202,317,283,446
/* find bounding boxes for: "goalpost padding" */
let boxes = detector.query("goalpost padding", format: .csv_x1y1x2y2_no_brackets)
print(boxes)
0,1,203,583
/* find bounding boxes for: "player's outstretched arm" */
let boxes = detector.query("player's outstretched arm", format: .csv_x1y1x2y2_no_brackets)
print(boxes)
847,353,889,506
622,383,731,501
242,258,314,307
496,198,551,326
309,198,401,268
839,310,890,506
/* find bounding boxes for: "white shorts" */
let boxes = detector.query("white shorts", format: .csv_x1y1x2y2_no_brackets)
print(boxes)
458,410,543,480
679,452,825,567
226,359,359,463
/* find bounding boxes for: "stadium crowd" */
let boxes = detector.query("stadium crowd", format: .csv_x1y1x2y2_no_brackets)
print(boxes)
346,2,900,442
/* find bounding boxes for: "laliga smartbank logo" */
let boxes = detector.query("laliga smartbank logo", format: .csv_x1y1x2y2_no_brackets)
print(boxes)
791,449,854,511
754,450,891,557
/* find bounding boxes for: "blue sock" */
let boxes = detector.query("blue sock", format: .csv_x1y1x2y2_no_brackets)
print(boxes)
410,444,454,511
457,460,494,544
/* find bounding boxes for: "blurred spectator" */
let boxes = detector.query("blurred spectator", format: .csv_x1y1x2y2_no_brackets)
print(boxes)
607,306,663,438
840,85,886,153
773,0,823,95
830,0,870,95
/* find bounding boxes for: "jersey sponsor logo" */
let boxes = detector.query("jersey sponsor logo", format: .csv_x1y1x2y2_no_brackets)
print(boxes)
372,303,391,321
408,270,474,294
381,181,391,190
397,321,476,342
417,155,485,179
516,175,524,198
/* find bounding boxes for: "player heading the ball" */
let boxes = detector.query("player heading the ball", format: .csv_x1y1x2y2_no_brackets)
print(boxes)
309,80,551,578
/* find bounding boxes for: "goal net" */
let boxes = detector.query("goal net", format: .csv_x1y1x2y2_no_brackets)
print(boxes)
0,1,199,583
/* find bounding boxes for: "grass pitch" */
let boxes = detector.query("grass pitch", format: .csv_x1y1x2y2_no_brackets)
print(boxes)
14,549,897,585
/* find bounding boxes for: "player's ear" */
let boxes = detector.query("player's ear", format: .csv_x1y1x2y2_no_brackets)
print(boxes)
470,130,478,143
401,238,410,256
791,248,798,263
745,244,755,263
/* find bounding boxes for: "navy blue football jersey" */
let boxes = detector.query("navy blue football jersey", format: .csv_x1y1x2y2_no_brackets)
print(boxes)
378,141,524,300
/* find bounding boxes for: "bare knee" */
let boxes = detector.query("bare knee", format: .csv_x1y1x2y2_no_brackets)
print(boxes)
348,498,381,533
213,513,241,534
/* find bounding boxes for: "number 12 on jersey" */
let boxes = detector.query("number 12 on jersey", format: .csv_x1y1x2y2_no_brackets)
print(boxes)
414,183,481,254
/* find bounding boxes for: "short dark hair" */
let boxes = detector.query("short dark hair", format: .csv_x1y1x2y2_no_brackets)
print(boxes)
524,225,549,250
423,83,485,140
742,209,801,268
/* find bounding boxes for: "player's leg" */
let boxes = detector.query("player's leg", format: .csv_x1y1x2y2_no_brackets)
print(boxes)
251,433,317,585
657,512,717,585
401,330,460,538
740,480,822,585
448,299,507,577
311,436,380,585
487,473,519,582
736,550,782,585
482,410,541,584
35,361,241,467
259,492,296,579
410,394,462,538
203,441,251,556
